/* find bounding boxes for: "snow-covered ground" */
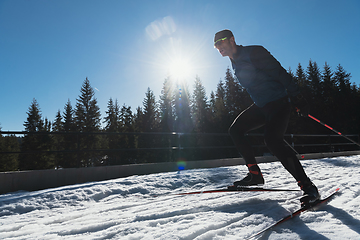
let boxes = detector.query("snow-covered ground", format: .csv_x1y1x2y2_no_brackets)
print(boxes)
1,155,360,240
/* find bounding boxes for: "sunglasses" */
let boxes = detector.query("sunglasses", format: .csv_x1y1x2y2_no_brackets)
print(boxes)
214,37,228,48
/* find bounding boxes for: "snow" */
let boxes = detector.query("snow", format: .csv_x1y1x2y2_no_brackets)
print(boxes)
1,155,360,239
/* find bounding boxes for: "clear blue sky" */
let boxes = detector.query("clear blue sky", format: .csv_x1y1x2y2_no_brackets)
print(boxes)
1,0,359,131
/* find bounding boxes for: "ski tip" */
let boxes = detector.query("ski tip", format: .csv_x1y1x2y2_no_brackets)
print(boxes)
329,187,340,195
333,187,341,195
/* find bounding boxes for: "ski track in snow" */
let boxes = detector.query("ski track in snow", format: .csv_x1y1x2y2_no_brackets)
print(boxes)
1,156,360,239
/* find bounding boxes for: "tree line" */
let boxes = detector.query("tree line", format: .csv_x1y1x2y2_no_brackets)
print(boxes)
0,60,359,172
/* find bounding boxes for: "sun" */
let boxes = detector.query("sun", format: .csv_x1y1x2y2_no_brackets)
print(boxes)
143,27,211,87
168,57,192,81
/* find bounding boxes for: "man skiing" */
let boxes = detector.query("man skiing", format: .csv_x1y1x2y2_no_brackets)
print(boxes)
214,29,320,205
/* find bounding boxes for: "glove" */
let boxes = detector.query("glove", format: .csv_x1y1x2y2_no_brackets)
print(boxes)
291,94,309,117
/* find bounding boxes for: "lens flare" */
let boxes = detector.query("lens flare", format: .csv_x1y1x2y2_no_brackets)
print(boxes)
177,160,187,171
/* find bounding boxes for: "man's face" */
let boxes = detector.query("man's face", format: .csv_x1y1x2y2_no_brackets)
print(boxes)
214,37,234,58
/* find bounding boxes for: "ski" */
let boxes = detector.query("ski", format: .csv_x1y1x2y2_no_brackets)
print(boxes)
174,186,300,196
149,186,300,198
245,187,340,240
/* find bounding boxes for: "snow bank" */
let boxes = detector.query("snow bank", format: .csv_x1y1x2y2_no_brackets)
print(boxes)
0,156,360,239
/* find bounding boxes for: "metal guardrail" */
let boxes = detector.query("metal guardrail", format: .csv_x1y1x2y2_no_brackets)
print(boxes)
0,131,359,155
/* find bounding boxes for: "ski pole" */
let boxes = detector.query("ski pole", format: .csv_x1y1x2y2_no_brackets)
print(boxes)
307,114,360,148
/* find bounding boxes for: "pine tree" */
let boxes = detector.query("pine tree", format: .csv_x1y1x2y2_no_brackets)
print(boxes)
191,76,208,132
333,64,353,132
59,99,78,168
63,99,75,132
191,76,211,160
224,67,242,120
132,106,145,163
103,98,120,165
142,87,158,132
119,105,136,164
24,98,44,132
104,98,119,132
321,62,336,123
120,105,134,135
307,60,322,98
0,131,19,172
288,63,308,133
322,62,335,96
352,84,360,134
158,77,176,162
134,106,143,133
52,110,63,168
212,80,227,132
174,82,193,133
295,63,310,100
138,88,159,162
74,78,101,167
209,91,216,116
19,99,54,170
306,60,323,120
295,63,306,87
159,77,174,132
53,110,63,132
75,78,101,133
287,67,294,78
173,81,194,162
44,117,52,132
334,64,352,93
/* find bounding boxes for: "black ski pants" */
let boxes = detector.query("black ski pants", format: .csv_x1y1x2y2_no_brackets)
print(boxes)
228,96,308,182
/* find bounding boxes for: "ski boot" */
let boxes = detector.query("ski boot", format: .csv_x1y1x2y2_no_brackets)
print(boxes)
228,171,264,190
298,178,320,207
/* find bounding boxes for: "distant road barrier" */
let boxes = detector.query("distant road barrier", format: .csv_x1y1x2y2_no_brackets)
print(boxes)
1,131,359,155
1,150,359,195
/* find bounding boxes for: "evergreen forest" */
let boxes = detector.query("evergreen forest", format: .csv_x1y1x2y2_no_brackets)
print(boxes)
0,60,359,172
